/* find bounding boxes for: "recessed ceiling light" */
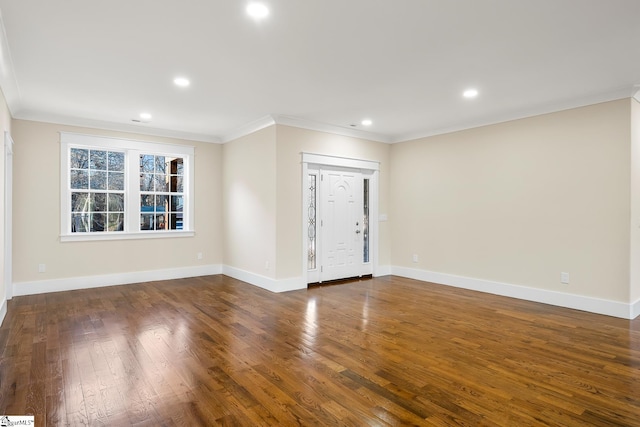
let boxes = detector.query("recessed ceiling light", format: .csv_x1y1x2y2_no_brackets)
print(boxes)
174,77,190,87
361,119,373,126
463,88,479,98
247,2,269,19
139,112,152,121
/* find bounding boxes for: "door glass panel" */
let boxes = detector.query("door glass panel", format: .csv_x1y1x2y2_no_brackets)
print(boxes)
363,178,370,263
308,174,317,270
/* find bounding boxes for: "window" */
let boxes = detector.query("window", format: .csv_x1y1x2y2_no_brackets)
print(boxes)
139,155,184,231
61,132,194,241
70,148,125,233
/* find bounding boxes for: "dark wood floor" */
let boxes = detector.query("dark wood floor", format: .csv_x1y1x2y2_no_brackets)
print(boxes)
1,275,639,426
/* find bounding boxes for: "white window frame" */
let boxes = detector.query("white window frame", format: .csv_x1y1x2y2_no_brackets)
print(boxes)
60,132,195,242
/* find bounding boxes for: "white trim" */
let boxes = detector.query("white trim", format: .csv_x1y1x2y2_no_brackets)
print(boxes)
392,266,638,320
7,264,637,320
60,231,195,242
375,265,392,277
0,297,6,327
14,111,220,143
60,132,195,238
12,264,222,297
0,13,21,116
302,152,380,171
220,115,276,143
60,131,196,154
301,153,380,285
274,115,393,144
222,265,305,293
4,132,13,302
632,298,640,319
394,87,636,143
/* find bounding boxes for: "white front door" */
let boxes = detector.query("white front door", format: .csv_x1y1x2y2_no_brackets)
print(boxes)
321,167,363,281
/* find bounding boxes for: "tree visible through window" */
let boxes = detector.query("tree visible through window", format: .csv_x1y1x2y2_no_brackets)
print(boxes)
60,132,194,240
70,148,125,232
139,154,184,231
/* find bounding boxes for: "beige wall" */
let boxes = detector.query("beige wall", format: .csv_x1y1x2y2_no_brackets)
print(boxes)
390,100,632,302
0,89,10,303
222,126,277,277
11,120,222,286
631,98,640,303
275,125,391,279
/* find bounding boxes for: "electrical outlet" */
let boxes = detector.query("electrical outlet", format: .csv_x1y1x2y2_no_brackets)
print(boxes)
265,261,270,270
412,254,419,263
197,252,203,260
560,272,570,284
38,264,46,273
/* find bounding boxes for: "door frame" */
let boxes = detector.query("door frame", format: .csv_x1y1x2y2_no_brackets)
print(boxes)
4,131,13,302
301,153,379,285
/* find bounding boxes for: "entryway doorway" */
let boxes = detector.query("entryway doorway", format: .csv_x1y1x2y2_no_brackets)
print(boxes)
302,153,379,285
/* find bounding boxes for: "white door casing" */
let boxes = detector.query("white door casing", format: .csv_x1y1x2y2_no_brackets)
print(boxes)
301,153,379,285
4,132,13,301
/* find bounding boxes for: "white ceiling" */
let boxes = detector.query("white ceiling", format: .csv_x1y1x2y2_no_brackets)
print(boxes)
0,0,638,143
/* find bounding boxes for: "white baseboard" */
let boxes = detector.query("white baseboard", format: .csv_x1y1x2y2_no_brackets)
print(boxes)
632,298,640,319
222,265,306,293
9,263,635,319
374,264,392,277
392,266,637,320
12,264,223,297
0,297,6,327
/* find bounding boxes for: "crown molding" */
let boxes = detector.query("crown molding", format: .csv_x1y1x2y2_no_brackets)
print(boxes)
13,110,221,143
0,11,21,115
273,114,393,143
393,85,638,143
220,115,276,143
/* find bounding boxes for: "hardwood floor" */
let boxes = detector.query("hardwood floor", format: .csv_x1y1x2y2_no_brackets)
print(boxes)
1,275,639,426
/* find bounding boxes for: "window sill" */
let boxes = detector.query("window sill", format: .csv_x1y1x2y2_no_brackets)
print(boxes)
60,230,195,242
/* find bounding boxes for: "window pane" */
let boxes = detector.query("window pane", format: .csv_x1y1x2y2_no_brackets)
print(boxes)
71,213,90,232
108,193,124,212
108,172,124,191
174,176,184,193
140,155,154,173
169,175,184,193
171,158,184,176
107,213,124,231
170,213,183,230
89,171,107,190
155,156,166,174
70,170,89,189
155,195,168,212
363,178,370,263
140,214,154,230
91,193,107,212
170,195,183,212
140,173,154,191
90,150,107,170
154,174,167,192
70,148,89,169
71,192,90,212
308,174,317,270
91,213,105,232
155,213,167,230
108,152,124,171
140,195,154,213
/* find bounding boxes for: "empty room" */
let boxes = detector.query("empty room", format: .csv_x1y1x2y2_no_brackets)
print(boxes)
0,1,639,425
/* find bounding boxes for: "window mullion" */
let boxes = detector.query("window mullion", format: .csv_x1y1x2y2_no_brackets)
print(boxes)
126,149,141,233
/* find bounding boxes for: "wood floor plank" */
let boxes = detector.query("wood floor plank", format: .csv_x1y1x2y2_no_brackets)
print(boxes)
1,274,640,425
